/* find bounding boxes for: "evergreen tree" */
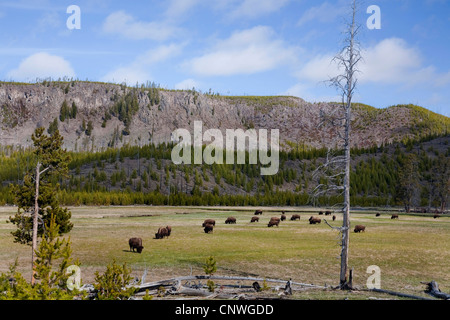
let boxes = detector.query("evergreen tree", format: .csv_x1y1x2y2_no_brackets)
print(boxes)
59,100,69,122
94,260,135,300
85,120,93,136
8,127,72,284
32,213,80,299
0,214,79,300
71,102,77,119
431,154,449,212
396,153,419,213
47,118,59,136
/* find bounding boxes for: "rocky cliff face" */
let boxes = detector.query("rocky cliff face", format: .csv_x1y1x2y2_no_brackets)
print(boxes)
0,81,448,151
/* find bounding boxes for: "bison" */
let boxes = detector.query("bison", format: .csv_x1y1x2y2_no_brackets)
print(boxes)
129,237,144,253
155,226,169,239
290,214,300,221
166,225,172,236
202,219,216,227
391,214,399,219
225,217,237,224
354,225,366,233
268,217,280,228
204,223,214,233
332,215,336,221
280,214,286,221
325,211,332,216
433,214,440,219
254,210,263,215
309,216,321,225
318,211,323,215
250,216,259,223
375,213,381,217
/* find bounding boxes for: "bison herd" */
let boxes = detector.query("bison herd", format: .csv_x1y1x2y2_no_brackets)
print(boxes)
127,209,427,253
128,225,172,254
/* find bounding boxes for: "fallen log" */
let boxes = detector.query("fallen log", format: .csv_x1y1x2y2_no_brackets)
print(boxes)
369,288,435,300
424,281,450,300
133,275,326,292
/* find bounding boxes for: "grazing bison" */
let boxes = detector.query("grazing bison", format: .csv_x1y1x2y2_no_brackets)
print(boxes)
290,214,301,221
318,211,323,215
376,213,381,217
309,216,321,225
202,219,216,227
268,217,280,228
280,214,286,221
254,210,263,215
391,214,399,219
433,214,440,219
204,223,214,233
155,227,170,239
129,237,144,253
225,217,237,224
325,211,332,216
332,215,336,221
250,216,259,223
354,225,366,233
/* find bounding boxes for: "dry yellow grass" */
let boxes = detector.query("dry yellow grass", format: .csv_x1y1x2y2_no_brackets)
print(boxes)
0,206,449,299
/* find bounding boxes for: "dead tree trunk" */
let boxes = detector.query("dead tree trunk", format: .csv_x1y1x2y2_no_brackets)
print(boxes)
31,161,40,285
327,0,361,290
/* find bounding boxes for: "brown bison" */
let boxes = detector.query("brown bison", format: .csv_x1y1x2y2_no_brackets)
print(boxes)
254,210,263,215
325,211,332,216
318,211,323,215
166,225,172,236
225,217,237,224
375,213,381,217
202,219,216,227
290,214,301,221
433,214,440,219
129,237,144,253
280,214,286,221
354,225,366,233
204,223,214,233
250,216,259,223
155,226,170,239
309,216,321,225
332,215,336,221
267,220,280,228
268,217,280,228
391,214,399,219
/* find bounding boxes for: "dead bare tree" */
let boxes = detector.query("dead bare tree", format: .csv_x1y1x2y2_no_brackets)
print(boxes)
310,0,362,290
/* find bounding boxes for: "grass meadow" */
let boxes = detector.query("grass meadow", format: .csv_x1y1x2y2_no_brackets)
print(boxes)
0,206,449,300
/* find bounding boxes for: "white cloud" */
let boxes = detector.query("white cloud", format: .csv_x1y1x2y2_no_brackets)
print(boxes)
101,66,150,85
297,1,346,26
165,0,201,19
102,11,179,41
175,78,201,90
360,38,426,84
101,43,184,84
7,52,75,81
295,53,337,83
229,0,289,19
296,38,441,87
282,82,341,103
188,26,298,76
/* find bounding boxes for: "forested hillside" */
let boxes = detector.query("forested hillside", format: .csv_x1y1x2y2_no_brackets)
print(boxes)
1,133,448,210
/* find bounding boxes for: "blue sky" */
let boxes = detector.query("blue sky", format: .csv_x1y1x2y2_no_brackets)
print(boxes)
1,0,449,116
